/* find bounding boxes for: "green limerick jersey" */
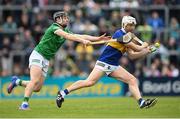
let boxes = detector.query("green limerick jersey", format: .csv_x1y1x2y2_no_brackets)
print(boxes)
35,23,71,60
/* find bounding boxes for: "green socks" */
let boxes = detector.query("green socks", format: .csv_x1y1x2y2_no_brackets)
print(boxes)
19,80,22,86
23,97,29,102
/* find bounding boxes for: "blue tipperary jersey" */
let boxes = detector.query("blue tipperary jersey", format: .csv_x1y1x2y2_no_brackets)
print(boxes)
98,29,127,66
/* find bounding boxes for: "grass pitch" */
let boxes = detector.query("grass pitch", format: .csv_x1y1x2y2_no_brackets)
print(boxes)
0,97,180,118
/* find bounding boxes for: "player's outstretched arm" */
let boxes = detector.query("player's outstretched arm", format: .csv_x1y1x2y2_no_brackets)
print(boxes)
126,47,151,60
74,33,111,41
132,35,148,47
124,41,148,52
54,29,91,45
131,35,149,49
114,32,148,51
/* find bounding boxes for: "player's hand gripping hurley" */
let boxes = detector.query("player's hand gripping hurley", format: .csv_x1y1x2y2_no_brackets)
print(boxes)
90,32,160,53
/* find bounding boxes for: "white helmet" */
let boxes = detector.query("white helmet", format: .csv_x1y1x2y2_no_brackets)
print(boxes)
122,16,137,29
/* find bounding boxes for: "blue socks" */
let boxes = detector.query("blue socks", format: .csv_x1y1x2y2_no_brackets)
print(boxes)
60,89,69,98
64,89,69,95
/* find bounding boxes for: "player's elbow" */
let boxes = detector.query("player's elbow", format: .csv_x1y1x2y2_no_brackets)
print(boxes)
133,46,143,52
125,42,142,52
128,54,137,60
129,56,135,60
129,56,137,60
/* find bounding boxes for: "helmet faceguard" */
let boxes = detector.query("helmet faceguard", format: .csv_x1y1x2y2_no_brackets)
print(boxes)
53,11,69,21
53,11,69,28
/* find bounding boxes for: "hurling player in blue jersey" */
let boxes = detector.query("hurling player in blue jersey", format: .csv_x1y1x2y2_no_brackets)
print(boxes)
56,16,157,109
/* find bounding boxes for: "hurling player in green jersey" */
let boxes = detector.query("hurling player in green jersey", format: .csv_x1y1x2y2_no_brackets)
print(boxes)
7,11,110,110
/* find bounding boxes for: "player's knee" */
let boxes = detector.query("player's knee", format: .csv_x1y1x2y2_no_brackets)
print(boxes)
128,75,137,85
34,88,41,92
33,85,42,92
129,77,137,86
85,80,96,87
31,78,41,85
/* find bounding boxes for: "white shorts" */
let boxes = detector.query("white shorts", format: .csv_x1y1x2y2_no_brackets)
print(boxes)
95,60,120,75
29,50,49,77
